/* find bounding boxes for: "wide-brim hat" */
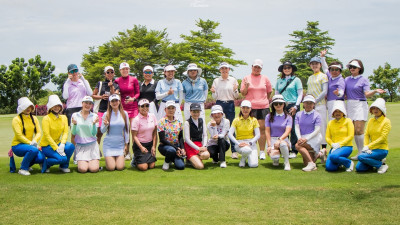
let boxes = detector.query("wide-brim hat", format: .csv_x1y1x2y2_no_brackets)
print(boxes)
46,95,63,112
278,61,297,72
210,105,225,118
332,101,347,116
370,98,386,115
186,63,202,76
17,97,34,114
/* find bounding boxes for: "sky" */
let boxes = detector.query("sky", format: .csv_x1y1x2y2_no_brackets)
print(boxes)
1,0,400,90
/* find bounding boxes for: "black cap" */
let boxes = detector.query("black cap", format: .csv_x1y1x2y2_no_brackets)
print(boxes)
190,103,201,111
278,61,297,72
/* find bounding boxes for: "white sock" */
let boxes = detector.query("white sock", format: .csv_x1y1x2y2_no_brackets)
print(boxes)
280,143,289,164
270,155,280,161
354,135,364,155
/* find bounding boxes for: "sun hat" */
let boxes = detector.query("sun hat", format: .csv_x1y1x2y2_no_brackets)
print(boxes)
46,95,63,113
138,99,150,106
369,98,386,115
278,61,297,72
309,57,321,64
190,103,202,111
271,95,286,104
104,66,114,73
252,59,263,68
219,62,230,69
109,94,120,102
346,60,361,68
240,100,252,108
165,100,176,108
302,95,316,103
164,65,176,72
82,96,94,103
67,64,78,73
331,101,347,116
143,65,154,72
186,63,202,76
210,105,225,118
119,62,129,70
17,97,34,114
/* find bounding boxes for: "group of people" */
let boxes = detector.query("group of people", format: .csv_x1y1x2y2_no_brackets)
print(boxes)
10,51,391,175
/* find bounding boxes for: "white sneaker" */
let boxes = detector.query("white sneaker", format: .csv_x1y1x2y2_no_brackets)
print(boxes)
125,154,132,161
377,164,388,174
346,161,354,172
231,152,238,159
239,157,246,167
350,154,359,161
259,151,266,160
284,162,291,171
272,158,279,166
302,162,317,172
59,168,70,173
288,152,297,159
220,161,227,168
18,169,31,176
28,167,34,172
162,162,170,171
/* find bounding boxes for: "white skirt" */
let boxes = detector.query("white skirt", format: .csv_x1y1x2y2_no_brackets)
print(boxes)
270,136,291,149
301,133,322,154
75,142,101,161
184,102,206,122
347,100,368,121
157,102,183,123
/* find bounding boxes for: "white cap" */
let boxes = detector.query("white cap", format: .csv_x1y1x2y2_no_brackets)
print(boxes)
143,65,154,72
165,100,176,108
240,100,252,108
138,99,150,106
119,62,130,70
164,65,176,72
302,95,316,103
347,60,361,68
46,95,63,113
219,62,230,69
82,96,94,103
109,94,120,101
332,101,347,116
17,97,34,114
210,105,225,118
186,63,202,76
252,59,263,68
271,95,286,104
104,66,114,73
370,98,386,115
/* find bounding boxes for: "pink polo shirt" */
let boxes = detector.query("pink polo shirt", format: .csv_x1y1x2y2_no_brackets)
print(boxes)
240,74,273,109
131,112,157,143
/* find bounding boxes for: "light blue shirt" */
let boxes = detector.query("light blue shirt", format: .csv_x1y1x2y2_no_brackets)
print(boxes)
71,111,98,145
101,110,130,157
275,76,303,103
155,78,183,102
182,77,208,103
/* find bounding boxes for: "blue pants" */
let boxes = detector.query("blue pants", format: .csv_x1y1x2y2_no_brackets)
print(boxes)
158,145,185,170
42,142,75,169
12,144,45,170
216,100,236,152
356,149,388,172
325,146,352,171
285,103,300,153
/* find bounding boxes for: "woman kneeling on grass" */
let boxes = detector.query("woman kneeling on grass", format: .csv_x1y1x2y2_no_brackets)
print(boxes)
325,101,355,172
356,98,391,174
101,94,129,171
265,95,292,171
41,95,75,173
184,103,209,169
295,95,323,172
10,97,45,175
207,105,230,168
71,96,101,173
228,100,260,168
157,100,186,171
131,99,157,171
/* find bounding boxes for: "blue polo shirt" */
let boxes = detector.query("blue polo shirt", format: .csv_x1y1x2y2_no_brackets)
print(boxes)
182,77,208,103
275,76,303,103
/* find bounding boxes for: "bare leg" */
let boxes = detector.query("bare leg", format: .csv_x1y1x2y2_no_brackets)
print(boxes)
258,119,266,151
189,155,204,170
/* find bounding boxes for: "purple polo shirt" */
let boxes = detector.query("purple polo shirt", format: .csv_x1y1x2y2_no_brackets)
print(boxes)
345,76,370,100
327,72,345,101
66,80,89,108
295,110,321,135
265,113,292,137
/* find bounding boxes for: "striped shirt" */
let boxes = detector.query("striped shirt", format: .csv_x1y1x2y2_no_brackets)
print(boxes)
307,72,328,105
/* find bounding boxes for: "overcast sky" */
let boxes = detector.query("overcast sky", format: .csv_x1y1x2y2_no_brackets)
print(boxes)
1,0,399,90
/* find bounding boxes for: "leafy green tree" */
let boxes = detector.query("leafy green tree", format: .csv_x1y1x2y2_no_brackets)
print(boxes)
369,63,400,102
81,25,171,86
171,19,247,86
0,55,55,113
281,21,336,87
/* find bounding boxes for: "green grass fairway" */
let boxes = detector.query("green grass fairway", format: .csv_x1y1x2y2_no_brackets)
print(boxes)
1,104,400,224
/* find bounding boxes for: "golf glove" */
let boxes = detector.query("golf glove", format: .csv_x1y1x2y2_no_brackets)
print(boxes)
30,140,38,147
331,143,340,150
56,144,66,156
362,146,372,154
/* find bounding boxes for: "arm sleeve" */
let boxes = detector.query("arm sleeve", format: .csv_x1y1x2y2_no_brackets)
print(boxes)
295,89,303,106
338,120,355,147
202,119,208,147
306,126,321,141
367,120,391,149
133,79,140,99
228,126,240,146
321,57,329,74
33,117,42,143
61,118,69,145
295,124,301,139
156,91,168,100
62,80,71,99
12,118,31,144
100,113,108,133
124,112,130,144
179,90,183,105
211,79,217,99
219,120,230,138
80,76,93,96
315,82,328,104
250,127,260,145
325,121,333,146
91,119,98,137
184,121,199,150
158,131,175,149
178,130,184,150
337,89,344,98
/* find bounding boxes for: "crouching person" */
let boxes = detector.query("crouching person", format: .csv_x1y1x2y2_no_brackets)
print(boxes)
207,105,230,168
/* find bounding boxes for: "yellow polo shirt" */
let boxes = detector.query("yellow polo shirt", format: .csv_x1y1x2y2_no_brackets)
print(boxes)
326,117,354,147
231,116,259,140
40,113,69,150
11,114,41,146
364,116,391,150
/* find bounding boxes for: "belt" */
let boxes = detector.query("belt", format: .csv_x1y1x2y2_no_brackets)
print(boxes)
216,100,234,103
162,100,179,103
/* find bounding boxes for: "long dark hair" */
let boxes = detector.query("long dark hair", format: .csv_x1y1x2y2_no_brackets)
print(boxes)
239,108,255,118
19,109,37,136
269,103,288,123
105,99,128,134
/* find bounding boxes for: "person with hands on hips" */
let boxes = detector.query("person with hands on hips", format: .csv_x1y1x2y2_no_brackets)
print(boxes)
184,103,210,170
356,98,391,174
294,95,323,172
10,97,45,175
71,96,101,173
157,100,186,171
207,105,231,168
101,94,129,171
41,95,75,173
228,100,260,168
131,99,158,171
265,95,293,171
325,101,355,172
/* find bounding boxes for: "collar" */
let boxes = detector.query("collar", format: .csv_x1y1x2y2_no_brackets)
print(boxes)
374,115,385,122
164,116,177,123
331,75,342,80
313,72,322,76
304,109,315,115
350,75,362,79
239,116,251,121
141,79,154,86
334,117,346,123
285,75,291,80
48,112,60,120
164,78,175,85
275,112,284,117
75,111,94,119
219,76,230,81
138,112,149,119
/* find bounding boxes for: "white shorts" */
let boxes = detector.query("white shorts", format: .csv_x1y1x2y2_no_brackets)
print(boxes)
184,102,205,122
347,100,368,121
157,102,183,123
75,142,101,161
270,136,291,149
302,133,322,154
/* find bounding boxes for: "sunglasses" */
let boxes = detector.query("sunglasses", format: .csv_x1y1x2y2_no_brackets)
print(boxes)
144,71,153,75
329,68,341,72
283,66,292,70
70,69,78,74
349,66,358,69
273,102,284,106
140,104,150,108
106,71,114,74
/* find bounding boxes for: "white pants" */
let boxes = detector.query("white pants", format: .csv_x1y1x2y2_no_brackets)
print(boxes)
236,139,258,168
158,102,183,123
184,102,206,122
315,104,327,145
